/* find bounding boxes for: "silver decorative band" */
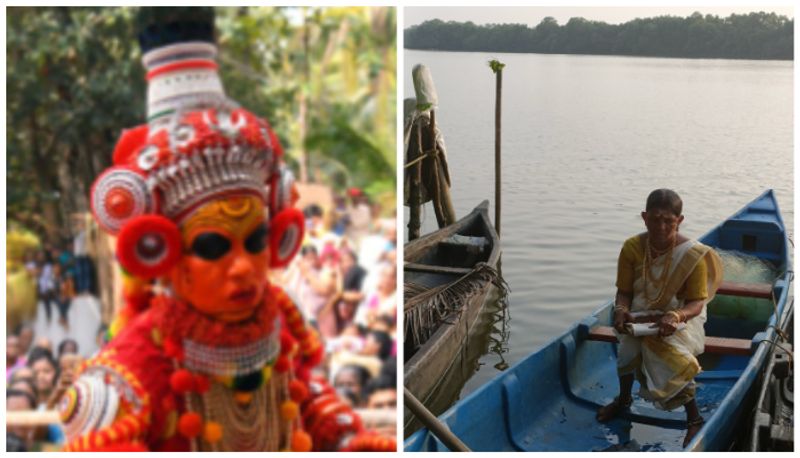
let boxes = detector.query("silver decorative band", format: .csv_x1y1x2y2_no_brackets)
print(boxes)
182,320,281,377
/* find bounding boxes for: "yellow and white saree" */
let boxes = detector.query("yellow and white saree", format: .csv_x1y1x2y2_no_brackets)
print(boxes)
617,238,723,410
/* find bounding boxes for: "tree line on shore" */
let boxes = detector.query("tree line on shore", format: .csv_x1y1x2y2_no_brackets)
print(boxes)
405,12,793,60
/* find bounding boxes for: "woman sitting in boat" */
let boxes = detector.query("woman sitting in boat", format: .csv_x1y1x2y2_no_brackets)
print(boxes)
596,189,723,447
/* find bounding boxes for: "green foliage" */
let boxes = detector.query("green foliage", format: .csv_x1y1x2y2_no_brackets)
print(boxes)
488,59,505,73
7,6,396,239
405,12,793,60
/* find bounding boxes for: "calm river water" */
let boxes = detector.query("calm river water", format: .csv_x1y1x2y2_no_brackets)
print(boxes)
403,50,793,401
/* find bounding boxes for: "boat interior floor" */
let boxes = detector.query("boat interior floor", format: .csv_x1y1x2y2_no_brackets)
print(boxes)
498,336,747,452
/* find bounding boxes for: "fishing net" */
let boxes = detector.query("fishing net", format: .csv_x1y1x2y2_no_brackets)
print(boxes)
707,250,780,323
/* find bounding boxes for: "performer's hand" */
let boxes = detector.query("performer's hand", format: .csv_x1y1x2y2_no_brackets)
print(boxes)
613,310,632,334
653,314,679,337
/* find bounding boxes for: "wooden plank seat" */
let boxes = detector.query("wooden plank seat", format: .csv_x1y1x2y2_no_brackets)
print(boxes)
587,326,753,356
717,281,773,299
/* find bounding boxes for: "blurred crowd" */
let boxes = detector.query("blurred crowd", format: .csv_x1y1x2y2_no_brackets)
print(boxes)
280,188,398,425
6,323,108,451
8,225,97,334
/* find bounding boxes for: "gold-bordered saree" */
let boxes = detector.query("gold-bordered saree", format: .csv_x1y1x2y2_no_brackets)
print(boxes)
617,238,723,411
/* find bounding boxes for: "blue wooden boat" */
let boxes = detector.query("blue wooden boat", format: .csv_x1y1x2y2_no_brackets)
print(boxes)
405,190,792,452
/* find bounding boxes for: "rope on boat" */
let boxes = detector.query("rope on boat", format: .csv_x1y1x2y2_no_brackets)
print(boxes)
403,148,438,169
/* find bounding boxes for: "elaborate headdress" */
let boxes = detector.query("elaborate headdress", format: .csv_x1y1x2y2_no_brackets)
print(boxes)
91,8,303,278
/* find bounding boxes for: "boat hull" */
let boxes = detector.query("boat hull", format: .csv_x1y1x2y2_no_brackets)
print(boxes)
404,201,502,434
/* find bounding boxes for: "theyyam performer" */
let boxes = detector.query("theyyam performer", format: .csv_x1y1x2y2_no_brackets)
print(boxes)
57,8,395,452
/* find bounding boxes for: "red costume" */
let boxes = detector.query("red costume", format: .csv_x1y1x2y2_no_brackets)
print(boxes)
57,9,394,452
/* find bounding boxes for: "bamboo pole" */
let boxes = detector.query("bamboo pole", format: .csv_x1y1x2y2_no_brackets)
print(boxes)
489,60,505,236
404,388,471,452
6,410,61,426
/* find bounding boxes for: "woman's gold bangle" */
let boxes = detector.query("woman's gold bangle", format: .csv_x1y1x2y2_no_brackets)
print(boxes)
613,304,629,313
666,310,681,323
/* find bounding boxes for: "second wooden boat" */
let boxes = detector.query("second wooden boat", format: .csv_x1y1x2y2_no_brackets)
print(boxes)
403,200,503,434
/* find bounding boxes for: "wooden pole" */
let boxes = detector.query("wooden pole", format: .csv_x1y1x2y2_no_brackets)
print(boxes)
490,60,504,236
404,387,471,452
407,123,423,241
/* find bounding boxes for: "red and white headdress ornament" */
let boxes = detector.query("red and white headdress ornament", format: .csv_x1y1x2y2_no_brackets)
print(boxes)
91,13,303,278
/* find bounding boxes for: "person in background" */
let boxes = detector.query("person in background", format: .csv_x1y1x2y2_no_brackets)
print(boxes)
7,389,38,451
16,323,35,360
346,188,371,246
365,375,397,410
356,262,397,328
9,377,39,402
32,337,53,354
7,335,24,381
57,338,79,360
331,195,349,237
9,366,36,386
298,244,338,323
72,221,92,294
26,348,66,445
303,204,326,250
51,353,82,409
56,241,77,285
340,248,367,304
24,249,40,289
362,330,393,362
27,348,58,408
52,263,73,329
37,251,57,324
333,364,373,408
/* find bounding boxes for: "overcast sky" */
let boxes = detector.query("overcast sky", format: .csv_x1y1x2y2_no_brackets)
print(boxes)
404,6,794,28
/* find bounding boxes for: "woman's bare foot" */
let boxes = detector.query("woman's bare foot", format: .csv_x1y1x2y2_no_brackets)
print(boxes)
596,396,632,422
683,416,704,448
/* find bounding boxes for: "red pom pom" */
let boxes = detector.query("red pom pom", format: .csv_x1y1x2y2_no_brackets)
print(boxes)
194,374,210,394
304,343,324,368
116,215,181,279
164,339,184,360
291,430,313,452
280,330,295,355
274,355,291,373
170,369,195,394
296,366,311,383
177,412,203,438
288,380,309,403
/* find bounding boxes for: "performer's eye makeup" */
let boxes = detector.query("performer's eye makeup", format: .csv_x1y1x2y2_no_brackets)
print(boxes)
191,232,231,260
244,224,268,254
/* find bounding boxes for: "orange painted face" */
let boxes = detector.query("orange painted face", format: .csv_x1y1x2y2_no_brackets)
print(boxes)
170,195,270,322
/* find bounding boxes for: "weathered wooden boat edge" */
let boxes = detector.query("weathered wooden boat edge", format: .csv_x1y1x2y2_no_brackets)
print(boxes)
403,200,502,425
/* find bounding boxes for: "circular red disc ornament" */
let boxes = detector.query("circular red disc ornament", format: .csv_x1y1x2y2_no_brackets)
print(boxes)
117,215,181,279
269,208,305,268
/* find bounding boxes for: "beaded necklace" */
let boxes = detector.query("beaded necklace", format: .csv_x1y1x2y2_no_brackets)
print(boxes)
641,236,676,308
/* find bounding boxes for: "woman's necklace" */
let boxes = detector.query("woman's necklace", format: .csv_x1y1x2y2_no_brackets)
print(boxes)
642,237,675,308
